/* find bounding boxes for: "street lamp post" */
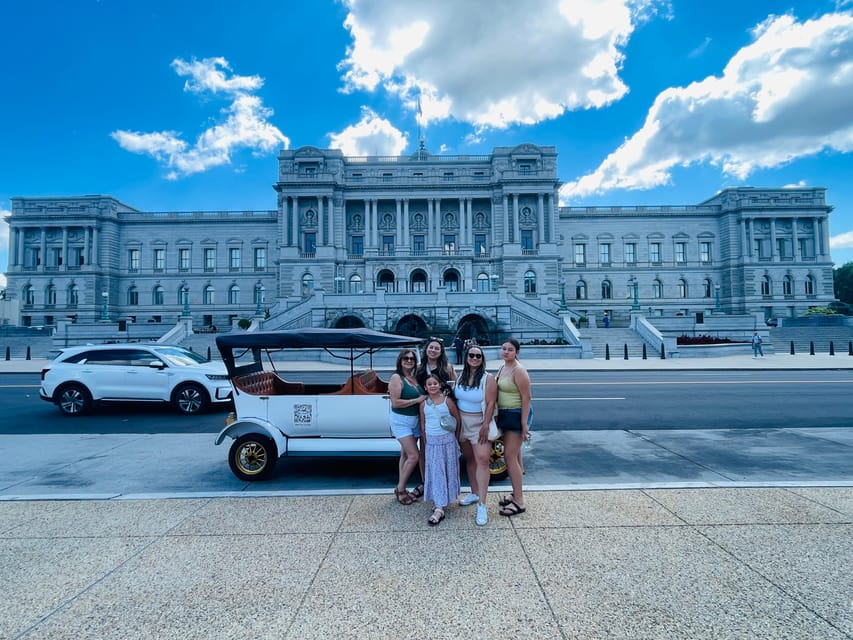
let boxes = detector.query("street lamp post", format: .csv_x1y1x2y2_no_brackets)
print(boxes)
714,283,721,312
255,285,263,316
100,290,108,321
490,272,499,292
334,275,344,294
181,286,190,317
630,277,640,311
559,278,567,311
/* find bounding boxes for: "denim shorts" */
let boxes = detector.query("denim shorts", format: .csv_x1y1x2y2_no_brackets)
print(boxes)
389,411,421,440
496,407,533,433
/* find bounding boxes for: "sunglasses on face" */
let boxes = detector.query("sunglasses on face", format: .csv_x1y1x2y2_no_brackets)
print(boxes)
467,353,483,359
402,356,416,362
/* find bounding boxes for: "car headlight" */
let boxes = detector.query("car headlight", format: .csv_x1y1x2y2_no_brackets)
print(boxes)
206,374,230,381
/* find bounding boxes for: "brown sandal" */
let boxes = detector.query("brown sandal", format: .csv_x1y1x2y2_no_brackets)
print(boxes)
395,487,415,505
409,484,424,500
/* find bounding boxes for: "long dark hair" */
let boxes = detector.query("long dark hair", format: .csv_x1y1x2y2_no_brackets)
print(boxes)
458,346,486,390
416,338,451,388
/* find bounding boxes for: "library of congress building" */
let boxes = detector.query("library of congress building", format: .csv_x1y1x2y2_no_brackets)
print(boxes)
5,143,837,341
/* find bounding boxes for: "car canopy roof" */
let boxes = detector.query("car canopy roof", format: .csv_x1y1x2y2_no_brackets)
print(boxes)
216,328,422,351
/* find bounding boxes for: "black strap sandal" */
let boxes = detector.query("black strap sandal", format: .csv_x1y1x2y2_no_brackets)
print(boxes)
499,500,526,517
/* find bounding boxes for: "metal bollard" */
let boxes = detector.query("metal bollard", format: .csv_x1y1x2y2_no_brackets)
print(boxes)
809,341,815,355
623,344,629,360
829,341,835,356
4,346,9,361
849,341,852,356
207,346,211,360
605,344,610,360
790,341,795,355
26,346,31,360
660,343,666,359
642,343,647,359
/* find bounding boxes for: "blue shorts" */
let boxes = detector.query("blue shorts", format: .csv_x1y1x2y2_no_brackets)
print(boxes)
389,411,421,440
496,407,533,433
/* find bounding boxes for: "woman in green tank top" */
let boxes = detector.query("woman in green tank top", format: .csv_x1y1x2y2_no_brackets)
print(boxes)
495,338,531,517
388,348,426,505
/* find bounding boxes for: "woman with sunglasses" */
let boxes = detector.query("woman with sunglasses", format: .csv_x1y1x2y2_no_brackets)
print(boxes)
416,337,457,393
389,348,426,504
453,346,497,526
495,338,531,517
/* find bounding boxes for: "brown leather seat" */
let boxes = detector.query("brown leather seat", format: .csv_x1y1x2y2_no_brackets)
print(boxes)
234,371,305,396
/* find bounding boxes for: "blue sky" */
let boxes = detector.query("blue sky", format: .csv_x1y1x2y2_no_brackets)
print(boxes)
3,0,853,290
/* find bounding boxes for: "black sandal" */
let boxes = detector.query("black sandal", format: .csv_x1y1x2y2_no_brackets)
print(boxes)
499,500,526,517
498,494,516,507
409,484,424,500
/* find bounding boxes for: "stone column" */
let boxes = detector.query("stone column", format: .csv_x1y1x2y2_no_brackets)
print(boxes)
291,197,299,248
537,193,545,243
769,218,777,262
318,196,325,246
84,226,91,266
62,227,68,271
513,194,520,244
502,194,509,244
40,227,47,270
403,199,410,248
466,198,473,246
16,227,24,266
395,199,402,247
327,196,335,248
747,218,754,259
458,197,465,246
551,191,558,244
791,217,799,259
740,218,749,263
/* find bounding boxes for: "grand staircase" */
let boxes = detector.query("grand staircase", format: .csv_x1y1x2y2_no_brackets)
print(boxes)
768,326,853,355
581,327,651,359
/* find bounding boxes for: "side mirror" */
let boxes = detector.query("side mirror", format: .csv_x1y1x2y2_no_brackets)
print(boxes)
148,360,167,369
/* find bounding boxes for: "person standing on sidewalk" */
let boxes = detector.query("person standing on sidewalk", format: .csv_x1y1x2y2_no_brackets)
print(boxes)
752,331,764,358
389,349,426,505
416,337,457,393
420,373,462,526
453,335,464,365
495,338,531,517
454,345,497,526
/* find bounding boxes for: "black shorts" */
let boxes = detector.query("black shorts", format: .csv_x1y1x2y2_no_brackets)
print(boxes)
497,408,533,433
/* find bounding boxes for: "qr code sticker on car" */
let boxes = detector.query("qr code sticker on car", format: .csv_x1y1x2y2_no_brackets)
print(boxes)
293,404,312,424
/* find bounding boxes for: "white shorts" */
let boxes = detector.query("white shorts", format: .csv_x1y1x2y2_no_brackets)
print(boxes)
389,411,421,440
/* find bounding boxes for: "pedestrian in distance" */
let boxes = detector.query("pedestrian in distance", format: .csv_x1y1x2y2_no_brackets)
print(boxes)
453,335,464,365
420,373,462,526
752,331,764,358
389,348,427,505
454,345,498,526
495,338,531,517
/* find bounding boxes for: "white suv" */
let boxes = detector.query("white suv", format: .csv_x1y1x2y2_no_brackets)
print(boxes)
41,344,232,416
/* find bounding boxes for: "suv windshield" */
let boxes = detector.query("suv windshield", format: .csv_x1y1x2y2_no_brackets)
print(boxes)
153,346,208,367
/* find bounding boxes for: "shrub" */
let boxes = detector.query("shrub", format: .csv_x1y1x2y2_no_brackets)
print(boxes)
237,318,252,330
676,334,748,345
803,307,838,316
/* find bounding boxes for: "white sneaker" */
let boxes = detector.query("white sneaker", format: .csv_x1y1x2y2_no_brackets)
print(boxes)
476,502,488,526
459,493,479,506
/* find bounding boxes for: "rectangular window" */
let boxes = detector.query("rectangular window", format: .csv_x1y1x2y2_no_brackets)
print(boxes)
675,242,686,263
474,234,487,256
178,248,190,272
128,289,139,305
574,243,586,265
443,235,456,254
798,238,811,258
599,243,610,265
700,241,712,263
624,242,636,264
650,242,661,263
304,233,316,254
413,235,425,254
154,249,165,272
229,248,241,271
776,238,786,259
382,172,392,183
754,239,763,259
128,249,139,272
382,235,395,256
351,236,363,256
204,248,216,272
253,247,266,271
72,247,84,266
49,247,63,268
521,230,534,253
27,248,40,268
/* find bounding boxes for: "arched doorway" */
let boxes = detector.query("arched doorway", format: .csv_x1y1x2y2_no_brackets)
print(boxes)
442,269,461,292
395,314,428,337
456,313,491,345
334,315,365,329
377,269,395,292
410,269,428,293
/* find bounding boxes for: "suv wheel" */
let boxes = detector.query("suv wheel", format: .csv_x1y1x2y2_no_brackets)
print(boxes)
172,383,209,415
56,383,92,416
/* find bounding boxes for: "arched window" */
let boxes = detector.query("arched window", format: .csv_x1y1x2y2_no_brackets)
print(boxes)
476,273,490,293
761,276,771,296
203,285,215,305
377,270,395,291
783,275,793,296
804,275,815,296
575,280,587,300
67,285,78,307
703,279,712,298
524,270,537,294
601,280,612,299
45,284,56,306
443,270,460,292
349,274,363,294
302,273,314,296
153,285,164,306
652,279,662,299
678,279,687,298
23,285,34,305
127,286,139,306
410,270,428,293
229,285,240,305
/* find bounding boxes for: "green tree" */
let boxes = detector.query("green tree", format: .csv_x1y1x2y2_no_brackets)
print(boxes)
834,262,853,303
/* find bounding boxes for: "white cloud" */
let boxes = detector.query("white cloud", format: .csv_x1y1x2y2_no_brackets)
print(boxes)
328,108,408,156
830,230,853,248
112,57,288,178
561,11,853,201
338,0,665,130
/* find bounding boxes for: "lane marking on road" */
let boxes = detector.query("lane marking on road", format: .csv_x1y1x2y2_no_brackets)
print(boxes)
0,384,42,388
534,397,626,401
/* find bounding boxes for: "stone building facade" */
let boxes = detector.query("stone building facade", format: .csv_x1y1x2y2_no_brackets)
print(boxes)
4,143,836,340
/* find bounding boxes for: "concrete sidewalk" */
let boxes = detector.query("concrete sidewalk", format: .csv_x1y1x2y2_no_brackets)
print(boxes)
2,488,851,639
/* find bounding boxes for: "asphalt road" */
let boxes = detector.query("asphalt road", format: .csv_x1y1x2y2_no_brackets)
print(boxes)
5,369,853,435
